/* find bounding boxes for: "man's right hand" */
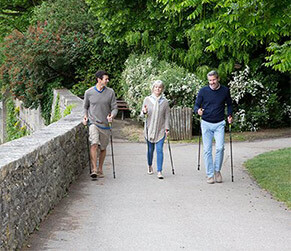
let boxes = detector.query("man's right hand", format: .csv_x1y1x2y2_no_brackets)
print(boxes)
83,115,88,126
198,108,204,116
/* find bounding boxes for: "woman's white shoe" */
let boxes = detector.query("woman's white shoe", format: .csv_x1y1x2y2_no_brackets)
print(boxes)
157,171,164,179
147,166,154,175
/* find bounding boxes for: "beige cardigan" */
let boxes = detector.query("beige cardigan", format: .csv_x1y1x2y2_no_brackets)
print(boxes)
140,96,170,143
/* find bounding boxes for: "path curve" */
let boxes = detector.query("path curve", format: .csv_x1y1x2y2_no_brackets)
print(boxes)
23,137,291,250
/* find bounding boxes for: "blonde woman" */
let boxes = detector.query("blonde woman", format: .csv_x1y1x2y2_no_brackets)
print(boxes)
141,80,170,179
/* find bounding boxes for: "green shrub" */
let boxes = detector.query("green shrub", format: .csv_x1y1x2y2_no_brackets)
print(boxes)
229,66,290,131
121,54,204,118
71,37,129,99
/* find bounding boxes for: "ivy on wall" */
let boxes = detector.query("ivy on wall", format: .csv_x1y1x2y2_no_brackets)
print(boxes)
51,94,61,123
51,93,76,123
63,104,76,117
6,97,29,141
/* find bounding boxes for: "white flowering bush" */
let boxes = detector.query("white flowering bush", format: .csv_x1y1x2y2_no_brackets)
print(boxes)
121,54,203,117
229,66,264,104
228,66,289,131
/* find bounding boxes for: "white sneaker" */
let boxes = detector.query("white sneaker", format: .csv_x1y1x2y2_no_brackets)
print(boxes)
157,171,164,179
147,166,153,175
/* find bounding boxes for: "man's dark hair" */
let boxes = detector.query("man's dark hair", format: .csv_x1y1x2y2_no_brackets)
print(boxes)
95,70,109,81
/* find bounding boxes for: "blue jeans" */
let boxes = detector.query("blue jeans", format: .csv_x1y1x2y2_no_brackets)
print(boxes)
147,136,165,172
201,120,226,178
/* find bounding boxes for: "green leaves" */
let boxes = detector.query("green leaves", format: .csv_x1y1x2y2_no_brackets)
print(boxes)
160,0,290,75
0,0,43,38
0,0,96,120
265,41,291,73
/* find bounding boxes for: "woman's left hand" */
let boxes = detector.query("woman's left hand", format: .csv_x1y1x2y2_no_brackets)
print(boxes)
165,129,169,137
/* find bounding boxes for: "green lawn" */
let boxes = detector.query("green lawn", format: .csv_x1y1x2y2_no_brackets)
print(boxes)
245,148,291,209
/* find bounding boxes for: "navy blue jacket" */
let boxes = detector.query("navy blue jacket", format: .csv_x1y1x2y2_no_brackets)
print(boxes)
194,85,233,123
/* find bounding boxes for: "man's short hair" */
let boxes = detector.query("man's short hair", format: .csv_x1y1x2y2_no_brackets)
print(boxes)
96,70,109,80
207,70,219,78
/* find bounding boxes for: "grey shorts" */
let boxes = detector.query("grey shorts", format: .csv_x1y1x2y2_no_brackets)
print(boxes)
89,124,110,150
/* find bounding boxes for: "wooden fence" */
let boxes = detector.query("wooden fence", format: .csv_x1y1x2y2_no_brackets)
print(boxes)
169,107,193,140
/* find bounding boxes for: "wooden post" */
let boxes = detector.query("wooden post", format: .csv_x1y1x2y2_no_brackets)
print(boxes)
169,107,192,140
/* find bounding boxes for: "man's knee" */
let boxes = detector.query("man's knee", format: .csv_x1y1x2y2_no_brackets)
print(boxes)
91,144,98,150
203,145,212,157
216,146,224,153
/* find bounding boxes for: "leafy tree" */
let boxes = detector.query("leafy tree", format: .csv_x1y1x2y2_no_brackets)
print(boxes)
87,0,290,76
158,0,291,74
0,0,96,122
265,41,291,73
85,0,193,67
0,0,44,37
0,0,45,100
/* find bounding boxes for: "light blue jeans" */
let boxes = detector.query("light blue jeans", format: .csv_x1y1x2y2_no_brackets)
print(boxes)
201,120,226,178
147,136,165,172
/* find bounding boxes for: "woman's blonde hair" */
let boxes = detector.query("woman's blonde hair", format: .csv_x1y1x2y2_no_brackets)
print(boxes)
151,80,164,93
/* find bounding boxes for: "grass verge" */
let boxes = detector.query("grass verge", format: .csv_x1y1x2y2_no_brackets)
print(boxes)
244,148,291,209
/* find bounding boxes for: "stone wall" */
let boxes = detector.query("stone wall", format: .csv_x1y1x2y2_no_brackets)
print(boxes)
0,89,88,250
14,99,46,133
0,101,3,144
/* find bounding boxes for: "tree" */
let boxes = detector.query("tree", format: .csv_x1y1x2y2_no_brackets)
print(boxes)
158,0,291,74
86,0,193,68
0,0,44,37
0,0,96,122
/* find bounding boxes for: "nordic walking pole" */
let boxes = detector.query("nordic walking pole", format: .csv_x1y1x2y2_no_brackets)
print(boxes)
197,116,202,171
167,135,175,175
229,123,234,182
85,124,92,175
144,106,150,172
145,111,149,153
109,121,116,179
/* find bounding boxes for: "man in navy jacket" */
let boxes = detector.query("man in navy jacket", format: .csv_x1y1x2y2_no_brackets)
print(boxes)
194,71,233,184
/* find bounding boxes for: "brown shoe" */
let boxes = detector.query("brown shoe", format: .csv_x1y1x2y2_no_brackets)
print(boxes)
90,171,98,179
207,176,215,184
97,170,104,178
215,171,222,183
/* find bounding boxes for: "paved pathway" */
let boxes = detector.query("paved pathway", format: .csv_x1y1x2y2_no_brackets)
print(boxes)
23,135,291,250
